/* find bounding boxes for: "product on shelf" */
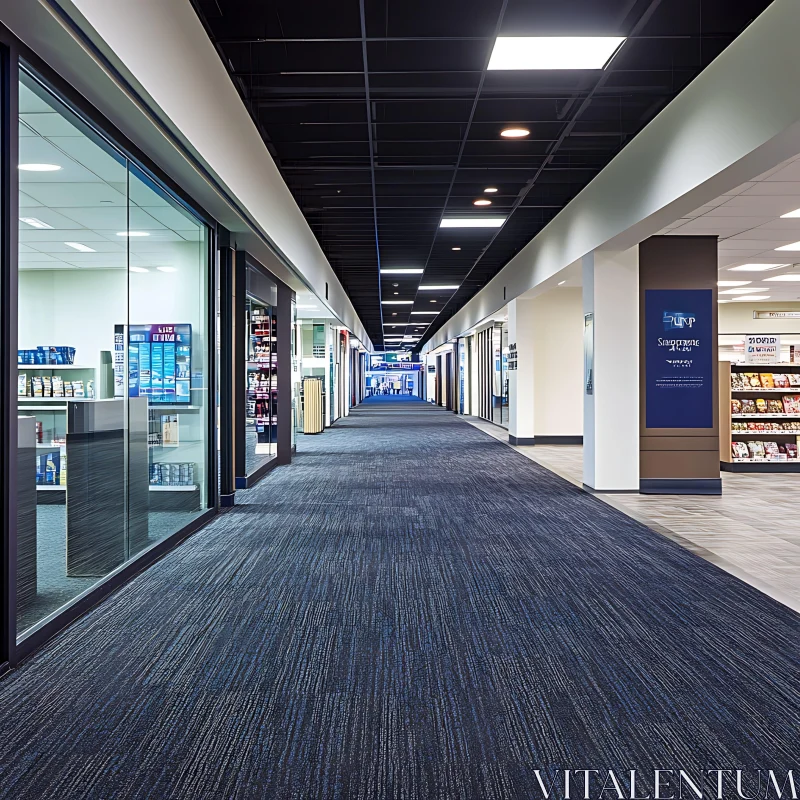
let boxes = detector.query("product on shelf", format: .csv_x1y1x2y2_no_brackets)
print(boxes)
731,442,749,459
774,374,790,388
17,346,76,365
755,398,768,414
741,398,756,414
787,443,798,459
748,441,766,459
18,374,26,396
768,399,784,414
760,373,775,389
788,373,800,387
744,372,762,387
764,441,780,458
149,462,195,487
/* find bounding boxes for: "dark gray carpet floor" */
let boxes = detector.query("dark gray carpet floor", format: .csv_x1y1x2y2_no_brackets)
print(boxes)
0,396,798,799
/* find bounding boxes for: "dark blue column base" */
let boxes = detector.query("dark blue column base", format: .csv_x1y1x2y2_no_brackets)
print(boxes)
640,478,722,495
220,493,236,508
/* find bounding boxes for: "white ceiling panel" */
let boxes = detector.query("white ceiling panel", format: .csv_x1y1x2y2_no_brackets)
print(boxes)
19,252,61,263
18,207,89,231
25,241,127,255
49,137,126,182
18,138,103,184
20,229,111,244
20,113,82,139
54,205,133,230
742,181,800,196
22,182,126,207
138,205,199,232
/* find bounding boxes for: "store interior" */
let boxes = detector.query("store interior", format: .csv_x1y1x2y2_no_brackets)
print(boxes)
17,71,210,635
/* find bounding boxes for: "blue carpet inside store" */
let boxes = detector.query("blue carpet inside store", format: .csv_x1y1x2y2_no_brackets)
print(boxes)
1,395,799,799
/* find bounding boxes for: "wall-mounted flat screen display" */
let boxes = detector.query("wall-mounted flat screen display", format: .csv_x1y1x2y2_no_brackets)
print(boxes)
126,324,192,404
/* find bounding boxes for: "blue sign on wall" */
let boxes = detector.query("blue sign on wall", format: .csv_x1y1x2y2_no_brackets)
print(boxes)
645,289,713,429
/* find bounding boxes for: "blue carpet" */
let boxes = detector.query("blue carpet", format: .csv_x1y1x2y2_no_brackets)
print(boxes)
0,396,798,799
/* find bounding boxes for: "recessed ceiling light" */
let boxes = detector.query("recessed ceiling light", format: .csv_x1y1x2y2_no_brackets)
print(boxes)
382,300,413,305
19,217,53,229
392,312,397,316
440,218,505,228
452,247,461,251
19,163,62,171
488,37,626,70
764,274,800,281
411,311,439,315
129,266,149,273
484,187,498,193
419,285,459,291
64,242,96,253
780,208,800,218
732,295,770,301
718,299,731,304
718,280,752,287
117,231,150,237
558,280,566,286
719,288,768,295
393,292,399,295
430,300,437,303
473,199,492,206
157,266,178,273
380,268,423,274
775,241,800,251
728,263,788,272
500,128,530,139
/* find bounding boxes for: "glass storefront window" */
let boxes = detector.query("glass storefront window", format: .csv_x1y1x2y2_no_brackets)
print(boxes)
245,294,277,475
16,69,211,638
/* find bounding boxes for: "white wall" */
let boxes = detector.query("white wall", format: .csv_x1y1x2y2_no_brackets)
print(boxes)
531,288,583,437
718,302,800,334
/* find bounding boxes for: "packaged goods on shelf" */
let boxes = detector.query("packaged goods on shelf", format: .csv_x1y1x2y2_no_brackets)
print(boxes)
149,462,195,487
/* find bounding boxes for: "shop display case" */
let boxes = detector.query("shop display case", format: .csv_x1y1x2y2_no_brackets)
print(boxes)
719,360,800,472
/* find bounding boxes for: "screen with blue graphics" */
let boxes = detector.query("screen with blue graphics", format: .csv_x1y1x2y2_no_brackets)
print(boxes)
645,288,713,429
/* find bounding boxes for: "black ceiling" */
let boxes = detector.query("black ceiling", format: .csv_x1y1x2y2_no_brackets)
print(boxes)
192,0,774,349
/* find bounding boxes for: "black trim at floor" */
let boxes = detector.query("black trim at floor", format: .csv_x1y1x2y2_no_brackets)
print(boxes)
11,507,218,666
721,461,800,473
509,435,584,446
640,479,722,495
236,456,280,490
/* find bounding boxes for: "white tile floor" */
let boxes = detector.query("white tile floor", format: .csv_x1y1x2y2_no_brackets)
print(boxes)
465,417,800,614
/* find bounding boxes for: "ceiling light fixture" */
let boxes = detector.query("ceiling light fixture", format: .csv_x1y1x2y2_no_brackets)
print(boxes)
411,311,439,315
382,300,414,305
488,36,626,71
129,266,149,273
718,280,752,287
419,285,459,291
64,242,96,253
728,263,788,272
732,295,770,301
473,199,492,206
780,208,800,218
157,266,178,273
775,241,800,251
484,187,498,193
451,247,461,251
19,163,62,171
19,217,53,229
380,268,423,274
558,280,566,286
719,288,768,295
499,128,530,138
440,218,505,228
117,231,150,237
764,274,800,281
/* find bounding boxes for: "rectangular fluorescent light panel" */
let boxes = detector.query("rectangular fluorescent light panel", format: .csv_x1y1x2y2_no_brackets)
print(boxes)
488,37,626,71
733,295,770,301
775,241,800,251
764,274,800,281
719,288,768,295
20,217,53,229
381,300,414,305
419,285,459,291
380,268,424,274
440,218,505,229
780,208,800,218
411,311,440,315
64,242,96,253
717,281,751,287
728,264,788,272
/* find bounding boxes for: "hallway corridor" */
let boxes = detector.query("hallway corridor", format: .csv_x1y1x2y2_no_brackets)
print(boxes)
1,396,798,799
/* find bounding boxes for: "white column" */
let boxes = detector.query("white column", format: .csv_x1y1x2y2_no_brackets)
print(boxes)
508,298,536,444
583,248,640,491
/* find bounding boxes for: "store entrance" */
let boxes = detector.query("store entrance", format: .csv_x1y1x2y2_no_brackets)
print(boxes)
366,370,420,397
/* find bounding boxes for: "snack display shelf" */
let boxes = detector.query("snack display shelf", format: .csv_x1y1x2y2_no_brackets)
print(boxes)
149,485,198,492
732,457,800,464
731,388,800,393
732,414,800,419
36,485,65,492
732,431,800,435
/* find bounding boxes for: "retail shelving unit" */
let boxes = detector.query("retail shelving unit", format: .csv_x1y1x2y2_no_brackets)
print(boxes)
246,304,278,452
719,360,800,473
